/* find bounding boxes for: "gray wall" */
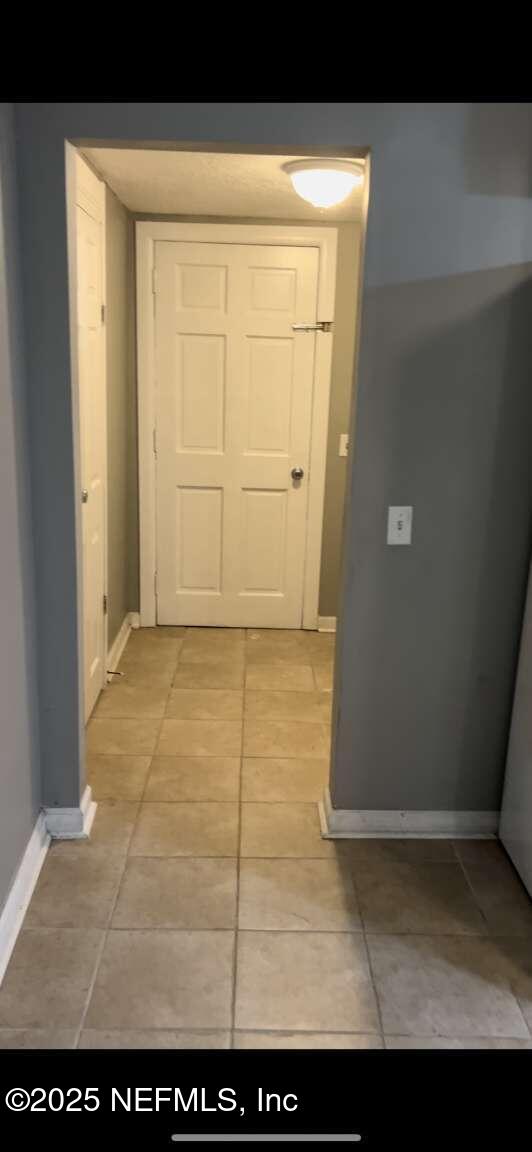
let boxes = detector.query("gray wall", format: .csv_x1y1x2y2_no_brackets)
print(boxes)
130,212,360,622
0,104,40,908
500,556,532,890
319,223,359,617
13,102,532,817
105,187,136,649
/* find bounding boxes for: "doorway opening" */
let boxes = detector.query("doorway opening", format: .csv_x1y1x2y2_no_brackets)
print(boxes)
67,141,368,766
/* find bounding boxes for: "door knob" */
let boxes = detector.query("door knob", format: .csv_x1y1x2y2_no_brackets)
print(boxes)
291,467,304,482
81,489,89,504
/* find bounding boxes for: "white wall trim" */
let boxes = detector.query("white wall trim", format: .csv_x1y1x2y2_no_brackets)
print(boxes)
0,813,50,984
44,785,97,840
318,615,337,633
67,148,108,724
319,787,499,839
136,220,338,632
106,613,133,681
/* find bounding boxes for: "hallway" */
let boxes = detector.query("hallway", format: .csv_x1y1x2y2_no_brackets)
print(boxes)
1,626,532,1049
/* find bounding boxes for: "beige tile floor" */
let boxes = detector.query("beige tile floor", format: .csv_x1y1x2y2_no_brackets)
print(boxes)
1,626,532,1049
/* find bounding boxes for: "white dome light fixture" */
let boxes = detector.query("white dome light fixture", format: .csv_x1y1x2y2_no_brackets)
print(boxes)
283,159,364,209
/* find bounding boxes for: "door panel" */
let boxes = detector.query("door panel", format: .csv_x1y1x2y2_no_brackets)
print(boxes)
154,240,319,627
77,201,105,718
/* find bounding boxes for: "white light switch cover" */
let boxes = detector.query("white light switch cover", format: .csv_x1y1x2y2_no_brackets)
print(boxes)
339,433,349,457
387,505,413,545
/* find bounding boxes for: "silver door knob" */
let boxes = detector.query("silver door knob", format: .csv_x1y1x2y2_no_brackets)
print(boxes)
81,489,89,504
291,467,304,481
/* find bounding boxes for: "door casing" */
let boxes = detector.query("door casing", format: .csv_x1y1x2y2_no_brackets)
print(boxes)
69,149,108,719
137,220,337,630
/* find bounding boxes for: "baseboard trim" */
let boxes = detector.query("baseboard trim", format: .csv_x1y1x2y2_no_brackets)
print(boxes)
318,616,337,633
130,612,141,630
106,613,132,681
319,788,499,839
44,786,97,840
0,812,50,984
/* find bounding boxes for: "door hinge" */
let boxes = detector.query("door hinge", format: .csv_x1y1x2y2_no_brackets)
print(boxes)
101,303,106,324
292,321,333,332
103,593,108,615
153,427,157,457
152,267,158,295
154,571,158,598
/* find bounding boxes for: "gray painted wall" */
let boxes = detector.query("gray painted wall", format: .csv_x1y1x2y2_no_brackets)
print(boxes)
105,187,136,649
13,102,532,817
500,556,532,890
0,104,40,908
320,223,359,617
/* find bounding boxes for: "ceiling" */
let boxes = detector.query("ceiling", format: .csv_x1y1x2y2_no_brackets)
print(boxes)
81,148,364,222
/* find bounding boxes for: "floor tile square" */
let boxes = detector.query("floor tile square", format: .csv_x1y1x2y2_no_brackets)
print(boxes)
156,719,242,757
243,720,329,759
112,857,237,929
242,758,328,802
367,934,529,1038
235,931,379,1033
25,844,124,928
233,1032,382,1049
89,801,139,853
173,663,245,690
385,1035,532,1049
245,665,315,692
87,755,151,802
239,859,360,931
0,1029,76,1049
130,802,239,857
240,803,335,858
79,1029,230,1049
0,929,103,1029
94,683,168,719
166,689,243,720
114,658,176,689
341,839,457,865
87,719,160,756
354,862,486,935
245,691,331,723
85,930,234,1030
145,757,240,802
179,637,245,665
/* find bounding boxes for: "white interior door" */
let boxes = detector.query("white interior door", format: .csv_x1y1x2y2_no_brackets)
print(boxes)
75,159,106,719
154,240,320,627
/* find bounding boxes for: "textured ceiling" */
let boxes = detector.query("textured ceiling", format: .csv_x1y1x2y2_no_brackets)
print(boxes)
81,148,364,222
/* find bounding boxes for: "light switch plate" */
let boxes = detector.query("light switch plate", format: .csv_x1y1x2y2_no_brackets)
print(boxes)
339,433,349,457
387,505,413,545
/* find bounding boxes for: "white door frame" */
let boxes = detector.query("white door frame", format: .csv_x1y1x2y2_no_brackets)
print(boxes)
66,147,108,716
136,221,337,630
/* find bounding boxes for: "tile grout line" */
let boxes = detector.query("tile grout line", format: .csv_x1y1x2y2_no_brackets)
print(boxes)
72,857,127,1050
348,866,385,1042
74,635,181,1049
229,653,247,1050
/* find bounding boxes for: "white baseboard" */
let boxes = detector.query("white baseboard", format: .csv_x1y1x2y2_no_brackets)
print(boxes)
106,613,132,681
0,812,50,984
44,786,97,840
318,616,336,633
319,787,499,839
130,612,141,630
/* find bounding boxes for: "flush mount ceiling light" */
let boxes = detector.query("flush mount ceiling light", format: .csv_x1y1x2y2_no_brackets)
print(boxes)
282,159,364,208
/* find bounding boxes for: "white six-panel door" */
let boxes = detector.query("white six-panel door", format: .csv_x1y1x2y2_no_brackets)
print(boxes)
75,157,106,719
154,240,320,627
